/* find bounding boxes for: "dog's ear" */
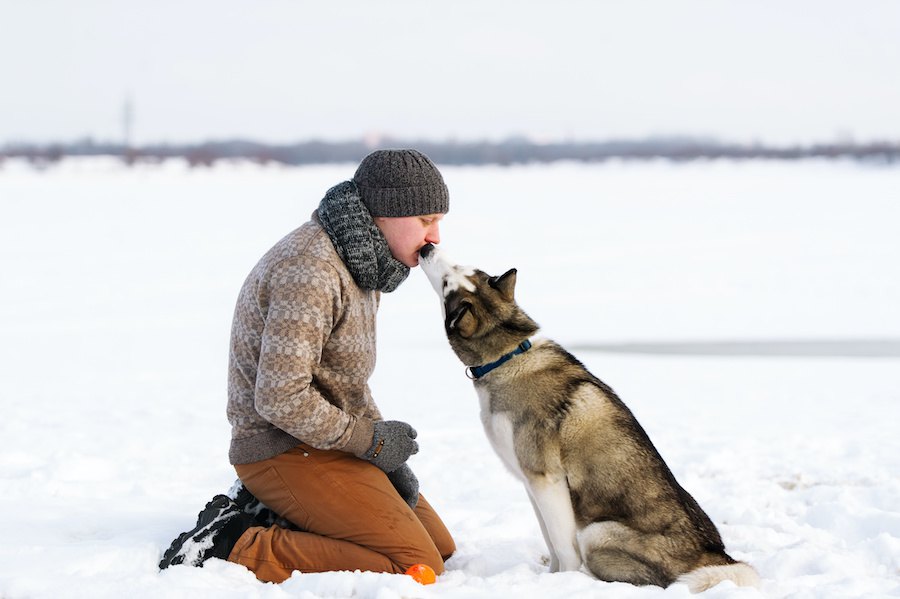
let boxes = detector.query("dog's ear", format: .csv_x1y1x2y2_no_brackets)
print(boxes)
489,268,518,301
447,301,477,338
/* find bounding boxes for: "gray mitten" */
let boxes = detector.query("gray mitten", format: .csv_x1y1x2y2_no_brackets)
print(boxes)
364,420,418,473
387,463,420,509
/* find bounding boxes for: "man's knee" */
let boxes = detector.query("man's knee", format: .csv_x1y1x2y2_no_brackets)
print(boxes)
396,544,446,575
436,535,456,564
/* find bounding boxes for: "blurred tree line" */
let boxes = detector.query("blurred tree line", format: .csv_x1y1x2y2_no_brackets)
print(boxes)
2,136,898,167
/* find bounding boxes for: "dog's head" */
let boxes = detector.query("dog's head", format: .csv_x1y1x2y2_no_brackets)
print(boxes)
419,243,539,367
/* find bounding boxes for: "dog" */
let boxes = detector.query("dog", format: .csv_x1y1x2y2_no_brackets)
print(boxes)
418,243,759,593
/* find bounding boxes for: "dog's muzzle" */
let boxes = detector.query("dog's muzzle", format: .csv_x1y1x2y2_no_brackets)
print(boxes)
419,243,436,261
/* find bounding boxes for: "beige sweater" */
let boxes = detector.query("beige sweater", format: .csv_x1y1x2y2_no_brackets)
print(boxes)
227,216,381,465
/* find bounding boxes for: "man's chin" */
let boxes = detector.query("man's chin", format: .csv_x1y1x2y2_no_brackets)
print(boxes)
403,254,421,268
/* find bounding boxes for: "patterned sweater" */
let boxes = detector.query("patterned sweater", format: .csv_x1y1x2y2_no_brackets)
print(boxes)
227,215,381,465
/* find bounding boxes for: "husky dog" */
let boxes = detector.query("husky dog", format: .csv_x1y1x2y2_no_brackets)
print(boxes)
419,244,759,593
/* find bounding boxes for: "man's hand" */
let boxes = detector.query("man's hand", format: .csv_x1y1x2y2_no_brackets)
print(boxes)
387,463,420,509
363,420,418,473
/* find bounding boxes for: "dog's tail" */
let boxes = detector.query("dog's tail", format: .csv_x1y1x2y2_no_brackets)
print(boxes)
676,562,761,593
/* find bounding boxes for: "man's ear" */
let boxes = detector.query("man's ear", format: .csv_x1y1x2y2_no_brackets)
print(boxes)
446,301,477,338
489,268,517,302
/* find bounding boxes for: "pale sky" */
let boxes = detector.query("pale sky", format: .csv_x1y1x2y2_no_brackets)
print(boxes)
2,0,899,145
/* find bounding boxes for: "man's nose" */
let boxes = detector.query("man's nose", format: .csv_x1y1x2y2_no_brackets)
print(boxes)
425,223,440,245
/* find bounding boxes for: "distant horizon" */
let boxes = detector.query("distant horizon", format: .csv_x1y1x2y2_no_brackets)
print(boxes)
5,132,899,149
5,134,899,168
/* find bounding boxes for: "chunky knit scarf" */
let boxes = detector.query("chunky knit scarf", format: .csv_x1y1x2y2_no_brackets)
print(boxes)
317,181,410,293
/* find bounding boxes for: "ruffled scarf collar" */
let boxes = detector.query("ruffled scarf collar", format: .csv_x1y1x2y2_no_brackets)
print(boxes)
317,181,410,293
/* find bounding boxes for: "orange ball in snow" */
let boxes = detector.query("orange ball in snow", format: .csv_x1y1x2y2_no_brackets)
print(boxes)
405,563,437,585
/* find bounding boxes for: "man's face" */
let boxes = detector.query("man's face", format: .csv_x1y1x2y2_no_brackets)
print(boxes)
374,213,444,268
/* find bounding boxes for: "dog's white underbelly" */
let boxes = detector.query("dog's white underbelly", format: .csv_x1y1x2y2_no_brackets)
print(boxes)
477,387,526,481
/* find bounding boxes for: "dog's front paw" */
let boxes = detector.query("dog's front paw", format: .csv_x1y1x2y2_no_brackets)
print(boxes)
548,555,560,572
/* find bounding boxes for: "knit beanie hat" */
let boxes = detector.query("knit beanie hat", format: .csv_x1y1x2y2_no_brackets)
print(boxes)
353,149,450,217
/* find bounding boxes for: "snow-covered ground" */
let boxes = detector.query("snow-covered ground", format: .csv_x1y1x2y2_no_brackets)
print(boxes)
1,158,898,598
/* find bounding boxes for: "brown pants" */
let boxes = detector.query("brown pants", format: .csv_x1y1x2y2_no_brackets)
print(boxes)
229,444,456,583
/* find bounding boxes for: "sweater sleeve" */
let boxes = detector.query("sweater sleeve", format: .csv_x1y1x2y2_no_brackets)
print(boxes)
252,256,370,451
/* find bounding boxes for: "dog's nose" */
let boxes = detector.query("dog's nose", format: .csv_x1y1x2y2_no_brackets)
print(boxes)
419,243,435,259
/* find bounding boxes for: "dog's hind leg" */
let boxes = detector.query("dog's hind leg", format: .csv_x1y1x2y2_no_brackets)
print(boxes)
526,476,582,572
577,522,672,587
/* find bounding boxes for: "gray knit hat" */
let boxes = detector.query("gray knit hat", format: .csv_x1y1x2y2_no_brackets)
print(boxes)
353,149,449,217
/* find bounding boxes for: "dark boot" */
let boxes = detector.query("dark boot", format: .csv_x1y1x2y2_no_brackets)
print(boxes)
158,495,255,569
231,480,301,531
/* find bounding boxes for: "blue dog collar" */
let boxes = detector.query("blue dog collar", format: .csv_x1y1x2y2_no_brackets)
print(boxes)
466,339,533,380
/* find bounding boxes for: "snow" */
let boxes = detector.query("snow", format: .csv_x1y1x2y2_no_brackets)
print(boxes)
1,157,899,598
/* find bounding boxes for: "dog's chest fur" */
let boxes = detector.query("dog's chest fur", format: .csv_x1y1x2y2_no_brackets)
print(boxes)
476,386,527,481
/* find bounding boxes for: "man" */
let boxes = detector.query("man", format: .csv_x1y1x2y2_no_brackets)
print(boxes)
159,149,456,583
